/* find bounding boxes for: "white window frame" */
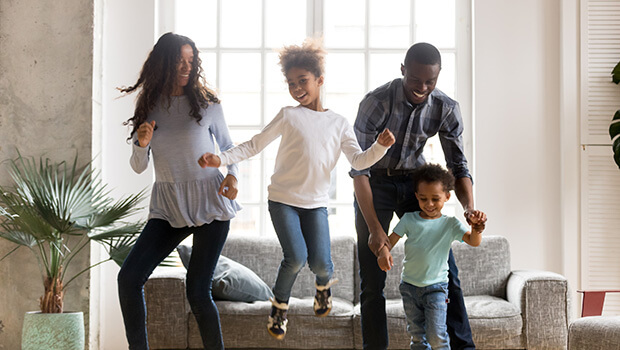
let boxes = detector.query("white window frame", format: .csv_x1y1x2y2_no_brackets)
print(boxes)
156,0,473,236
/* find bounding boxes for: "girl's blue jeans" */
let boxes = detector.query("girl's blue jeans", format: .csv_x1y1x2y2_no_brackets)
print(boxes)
399,281,450,350
118,218,229,350
268,200,334,303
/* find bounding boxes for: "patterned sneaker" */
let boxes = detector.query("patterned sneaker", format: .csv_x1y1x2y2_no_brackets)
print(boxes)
267,298,289,340
314,279,338,317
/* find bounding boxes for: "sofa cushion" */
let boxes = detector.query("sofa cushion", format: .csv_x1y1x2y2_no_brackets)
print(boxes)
188,297,355,349
452,236,511,298
465,295,523,340
220,235,357,303
177,245,273,302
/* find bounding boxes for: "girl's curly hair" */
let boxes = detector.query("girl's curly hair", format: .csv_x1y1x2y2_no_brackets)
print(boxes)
121,32,219,140
412,163,455,193
278,37,326,78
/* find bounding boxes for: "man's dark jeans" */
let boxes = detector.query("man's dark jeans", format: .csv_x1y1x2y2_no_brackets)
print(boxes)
354,173,475,350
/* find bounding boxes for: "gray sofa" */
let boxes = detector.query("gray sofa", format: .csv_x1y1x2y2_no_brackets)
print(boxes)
144,235,570,349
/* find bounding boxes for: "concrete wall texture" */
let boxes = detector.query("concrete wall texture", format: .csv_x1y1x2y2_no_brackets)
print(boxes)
0,1,94,349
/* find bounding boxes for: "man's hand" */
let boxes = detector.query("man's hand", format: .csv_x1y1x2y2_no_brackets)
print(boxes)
137,121,156,148
377,129,395,147
377,246,394,272
198,152,222,168
465,209,487,232
368,230,391,257
218,174,238,200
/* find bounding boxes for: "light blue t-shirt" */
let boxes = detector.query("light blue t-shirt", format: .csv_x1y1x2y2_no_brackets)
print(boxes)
393,212,469,287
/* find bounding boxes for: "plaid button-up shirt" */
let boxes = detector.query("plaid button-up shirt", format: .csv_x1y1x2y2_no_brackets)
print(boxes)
349,78,471,180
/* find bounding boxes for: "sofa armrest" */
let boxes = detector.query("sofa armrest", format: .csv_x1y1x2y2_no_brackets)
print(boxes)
144,267,189,349
506,270,569,350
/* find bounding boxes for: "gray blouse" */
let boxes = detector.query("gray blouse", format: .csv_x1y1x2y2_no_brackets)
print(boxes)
130,96,241,228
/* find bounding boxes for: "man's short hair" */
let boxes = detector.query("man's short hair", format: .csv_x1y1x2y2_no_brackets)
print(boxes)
404,42,442,68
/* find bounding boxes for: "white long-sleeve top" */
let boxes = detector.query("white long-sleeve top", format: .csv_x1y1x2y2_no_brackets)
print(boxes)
219,106,390,208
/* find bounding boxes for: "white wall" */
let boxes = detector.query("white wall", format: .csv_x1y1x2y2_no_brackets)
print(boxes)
96,1,156,349
473,0,566,273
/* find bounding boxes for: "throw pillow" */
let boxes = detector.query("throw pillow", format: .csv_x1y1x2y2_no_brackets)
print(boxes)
176,245,273,302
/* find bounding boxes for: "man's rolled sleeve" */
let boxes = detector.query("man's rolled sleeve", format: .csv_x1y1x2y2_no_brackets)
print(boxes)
439,102,472,181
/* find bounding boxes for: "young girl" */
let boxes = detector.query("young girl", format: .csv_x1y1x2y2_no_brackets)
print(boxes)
198,37,395,340
377,164,486,349
117,32,240,350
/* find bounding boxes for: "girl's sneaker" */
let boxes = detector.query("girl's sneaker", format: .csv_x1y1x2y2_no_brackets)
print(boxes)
314,279,338,317
267,298,289,340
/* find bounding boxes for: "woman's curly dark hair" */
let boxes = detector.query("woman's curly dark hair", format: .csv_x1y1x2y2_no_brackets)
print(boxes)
120,32,219,140
412,163,455,193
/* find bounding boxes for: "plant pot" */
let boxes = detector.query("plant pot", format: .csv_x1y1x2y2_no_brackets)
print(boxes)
22,311,85,350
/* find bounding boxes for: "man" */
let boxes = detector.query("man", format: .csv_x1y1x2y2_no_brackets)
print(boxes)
351,42,486,350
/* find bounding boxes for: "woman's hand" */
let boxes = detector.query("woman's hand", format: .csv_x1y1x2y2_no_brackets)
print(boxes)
137,121,156,148
377,129,395,147
198,152,222,168
218,174,238,200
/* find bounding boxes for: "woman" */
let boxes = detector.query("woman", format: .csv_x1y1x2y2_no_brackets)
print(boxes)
117,32,240,350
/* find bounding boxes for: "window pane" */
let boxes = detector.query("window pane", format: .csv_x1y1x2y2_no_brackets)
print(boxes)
415,0,455,47
325,53,365,94
229,205,261,236
175,0,217,48
368,53,404,93
199,52,217,87
324,53,365,123
220,53,261,125
324,0,365,48
221,0,261,47
369,0,410,48
265,52,286,94
227,129,262,202
436,52,455,99
328,204,356,237
265,0,306,48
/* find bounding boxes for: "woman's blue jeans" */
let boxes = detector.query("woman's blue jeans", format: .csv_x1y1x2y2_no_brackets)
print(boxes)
118,218,229,350
400,281,450,350
268,200,333,303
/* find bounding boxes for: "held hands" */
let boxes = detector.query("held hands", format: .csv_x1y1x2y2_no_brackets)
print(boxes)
377,247,394,272
137,121,156,148
368,229,391,257
219,174,238,200
377,129,395,147
198,152,222,168
465,209,487,233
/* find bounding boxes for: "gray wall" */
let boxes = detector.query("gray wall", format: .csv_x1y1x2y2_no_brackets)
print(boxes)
0,1,94,349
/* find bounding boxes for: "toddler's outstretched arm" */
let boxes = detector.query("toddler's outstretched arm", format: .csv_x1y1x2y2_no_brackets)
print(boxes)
198,152,222,168
462,210,487,247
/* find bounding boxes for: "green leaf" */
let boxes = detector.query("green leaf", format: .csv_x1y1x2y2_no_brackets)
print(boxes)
0,230,37,247
614,137,620,169
613,61,620,84
611,111,620,139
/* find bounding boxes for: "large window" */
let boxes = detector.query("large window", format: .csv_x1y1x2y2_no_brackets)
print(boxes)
158,0,471,237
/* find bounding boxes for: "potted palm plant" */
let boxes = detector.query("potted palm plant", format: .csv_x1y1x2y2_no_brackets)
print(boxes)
0,152,146,350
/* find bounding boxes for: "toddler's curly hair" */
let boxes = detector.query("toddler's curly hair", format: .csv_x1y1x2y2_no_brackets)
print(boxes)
278,37,326,78
412,164,455,193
